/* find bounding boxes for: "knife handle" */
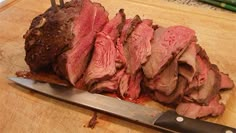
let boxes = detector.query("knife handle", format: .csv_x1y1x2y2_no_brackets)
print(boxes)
154,110,236,133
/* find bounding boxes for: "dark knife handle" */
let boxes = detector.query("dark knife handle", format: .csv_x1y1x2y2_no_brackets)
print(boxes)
154,110,236,133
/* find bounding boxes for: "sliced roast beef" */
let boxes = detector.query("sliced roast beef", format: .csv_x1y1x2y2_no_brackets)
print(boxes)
24,0,109,85
85,10,126,90
144,43,189,96
151,76,187,104
144,55,178,96
188,47,221,104
143,26,196,79
176,95,225,119
23,0,235,119
120,16,142,44
115,38,126,68
220,72,235,90
125,71,143,99
178,42,197,82
89,68,125,93
124,20,153,74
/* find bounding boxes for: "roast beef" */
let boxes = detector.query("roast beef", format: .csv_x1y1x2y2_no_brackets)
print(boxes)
124,19,153,74
142,26,196,79
24,0,109,85
23,0,235,119
85,9,126,91
151,76,187,104
220,72,235,90
176,95,225,119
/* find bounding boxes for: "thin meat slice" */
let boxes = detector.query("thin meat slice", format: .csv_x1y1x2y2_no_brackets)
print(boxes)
188,47,221,104
85,32,117,86
119,72,130,98
176,95,225,119
144,42,188,96
115,38,126,68
151,76,187,104
85,10,126,88
120,16,142,44
143,26,196,79
144,56,178,96
118,71,143,99
124,20,154,74
90,68,125,93
189,68,221,104
220,72,235,90
178,42,197,82
126,71,143,99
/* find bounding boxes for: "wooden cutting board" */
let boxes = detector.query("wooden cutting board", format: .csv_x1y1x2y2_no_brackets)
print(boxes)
0,0,236,132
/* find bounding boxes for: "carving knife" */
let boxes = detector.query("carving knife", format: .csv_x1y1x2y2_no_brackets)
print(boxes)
9,77,236,133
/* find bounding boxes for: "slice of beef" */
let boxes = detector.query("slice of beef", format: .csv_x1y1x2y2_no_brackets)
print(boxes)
151,76,187,104
143,26,196,79
176,95,225,119
144,55,178,96
144,38,189,96
189,68,221,104
89,68,125,93
125,71,143,99
24,0,109,85
178,42,197,82
119,72,130,98
115,38,127,68
124,19,154,74
85,10,126,89
220,72,235,90
119,71,143,99
120,16,142,44
188,47,221,104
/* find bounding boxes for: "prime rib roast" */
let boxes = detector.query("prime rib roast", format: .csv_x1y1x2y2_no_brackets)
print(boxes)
22,0,234,119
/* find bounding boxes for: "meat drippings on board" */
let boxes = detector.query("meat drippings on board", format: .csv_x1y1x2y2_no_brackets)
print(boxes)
22,0,234,119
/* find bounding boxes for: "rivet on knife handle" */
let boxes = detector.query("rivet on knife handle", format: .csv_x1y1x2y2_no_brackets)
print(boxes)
154,110,236,133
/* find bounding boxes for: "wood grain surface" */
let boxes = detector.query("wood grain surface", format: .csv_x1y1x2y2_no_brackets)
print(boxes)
0,0,236,132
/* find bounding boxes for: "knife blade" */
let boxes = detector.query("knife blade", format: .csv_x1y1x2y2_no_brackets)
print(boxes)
9,77,236,133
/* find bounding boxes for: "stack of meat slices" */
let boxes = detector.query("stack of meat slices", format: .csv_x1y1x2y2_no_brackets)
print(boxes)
22,0,234,119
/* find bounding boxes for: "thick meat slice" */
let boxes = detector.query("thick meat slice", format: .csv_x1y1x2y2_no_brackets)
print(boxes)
124,20,154,74
54,0,109,85
143,26,196,79
176,95,225,119
85,10,126,88
24,0,109,85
